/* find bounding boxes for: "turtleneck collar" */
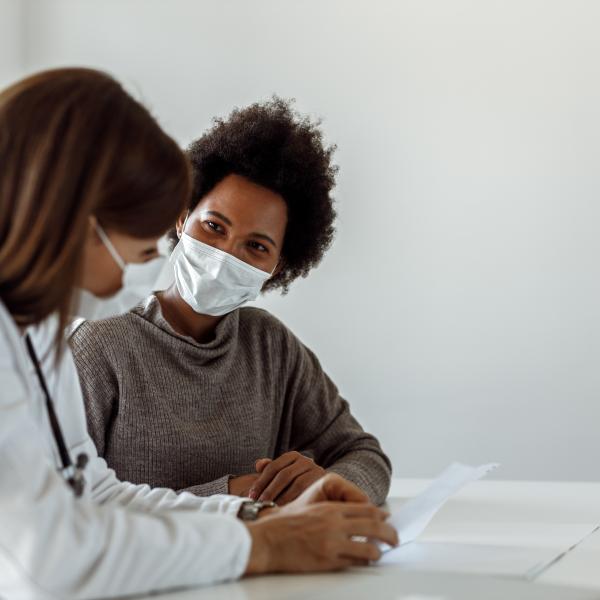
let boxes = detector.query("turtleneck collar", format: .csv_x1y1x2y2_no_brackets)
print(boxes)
132,294,240,362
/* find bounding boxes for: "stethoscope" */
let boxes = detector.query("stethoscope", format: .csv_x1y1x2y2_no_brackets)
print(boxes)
24,334,88,497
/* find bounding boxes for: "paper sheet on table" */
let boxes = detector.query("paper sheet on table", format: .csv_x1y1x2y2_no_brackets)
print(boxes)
420,522,599,550
387,462,499,548
378,523,599,579
378,542,562,578
379,462,599,579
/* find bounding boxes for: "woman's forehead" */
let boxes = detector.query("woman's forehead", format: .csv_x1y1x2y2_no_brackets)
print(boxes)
193,174,288,237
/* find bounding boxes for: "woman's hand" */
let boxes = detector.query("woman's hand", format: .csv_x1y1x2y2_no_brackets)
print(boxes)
229,473,260,496
245,474,398,574
249,451,326,504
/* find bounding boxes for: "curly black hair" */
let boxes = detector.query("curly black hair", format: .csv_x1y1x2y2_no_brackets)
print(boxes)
175,97,338,293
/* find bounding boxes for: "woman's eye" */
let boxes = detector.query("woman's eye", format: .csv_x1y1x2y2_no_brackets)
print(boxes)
205,221,224,233
249,241,268,253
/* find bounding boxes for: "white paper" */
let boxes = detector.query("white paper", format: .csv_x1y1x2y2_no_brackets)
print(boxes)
387,462,499,547
378,462,599,580
378,541,560,578
379,524,600,579
420,522,598,550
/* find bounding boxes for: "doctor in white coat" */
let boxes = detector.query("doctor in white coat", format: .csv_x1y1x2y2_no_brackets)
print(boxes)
0,68,397,600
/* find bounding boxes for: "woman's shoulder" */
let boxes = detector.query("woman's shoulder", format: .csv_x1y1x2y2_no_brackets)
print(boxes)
238,306,288,332
68,311,140,353
237,307,304,351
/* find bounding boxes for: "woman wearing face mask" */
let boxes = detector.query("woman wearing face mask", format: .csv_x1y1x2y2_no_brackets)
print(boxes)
0,70,397,599
70,99,392,508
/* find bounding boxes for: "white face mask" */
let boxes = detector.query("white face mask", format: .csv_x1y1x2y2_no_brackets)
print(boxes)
72,224,165,320
170,231,272,317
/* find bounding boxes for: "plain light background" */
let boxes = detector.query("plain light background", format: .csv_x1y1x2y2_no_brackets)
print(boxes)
2,0,599,480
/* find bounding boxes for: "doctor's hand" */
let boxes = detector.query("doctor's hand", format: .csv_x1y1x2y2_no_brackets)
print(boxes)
249,451,326,504
285,472,369,508
244,475,398,575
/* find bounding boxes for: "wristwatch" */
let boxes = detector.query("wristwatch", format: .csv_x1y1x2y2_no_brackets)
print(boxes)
238,500,277,521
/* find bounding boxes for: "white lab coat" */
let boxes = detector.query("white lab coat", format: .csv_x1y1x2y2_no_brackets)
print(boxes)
0,300,251,600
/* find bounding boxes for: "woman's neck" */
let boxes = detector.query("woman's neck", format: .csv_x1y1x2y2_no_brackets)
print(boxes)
156,285,223,343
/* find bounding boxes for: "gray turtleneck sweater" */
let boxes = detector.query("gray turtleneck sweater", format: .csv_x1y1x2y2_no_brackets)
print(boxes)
69,295,392,504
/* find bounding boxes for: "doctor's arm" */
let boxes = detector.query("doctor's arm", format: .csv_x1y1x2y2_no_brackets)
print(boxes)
87,445,247,514
59,340,248,515
0,369,251,599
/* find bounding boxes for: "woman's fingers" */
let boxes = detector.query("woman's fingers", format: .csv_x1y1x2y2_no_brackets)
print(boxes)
255,458,272,473
228,473,260,496
275,471,323,505
249,452,299,500
259,462,313,502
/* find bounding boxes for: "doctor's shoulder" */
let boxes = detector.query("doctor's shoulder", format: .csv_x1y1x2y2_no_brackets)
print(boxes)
0,300,23,370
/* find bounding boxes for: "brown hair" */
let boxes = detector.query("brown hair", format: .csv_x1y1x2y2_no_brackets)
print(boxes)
0,68,189,336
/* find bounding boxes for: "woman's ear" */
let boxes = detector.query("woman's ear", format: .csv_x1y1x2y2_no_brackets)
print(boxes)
86,215,101,246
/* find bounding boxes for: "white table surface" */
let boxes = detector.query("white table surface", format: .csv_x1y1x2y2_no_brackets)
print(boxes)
388,478,600,588
139,478,600,599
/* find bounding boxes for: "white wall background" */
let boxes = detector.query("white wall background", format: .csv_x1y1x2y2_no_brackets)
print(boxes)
0,0,24,86
8,0,600,480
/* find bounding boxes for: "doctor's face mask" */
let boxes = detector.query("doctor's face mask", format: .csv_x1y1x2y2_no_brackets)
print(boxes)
73,224,166,320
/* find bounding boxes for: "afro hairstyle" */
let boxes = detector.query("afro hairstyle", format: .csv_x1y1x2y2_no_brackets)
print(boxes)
174,97,338,293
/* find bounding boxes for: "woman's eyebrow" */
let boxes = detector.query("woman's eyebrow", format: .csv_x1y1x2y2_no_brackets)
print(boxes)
201,210,233,226
251,232,277,248
201,209,277,247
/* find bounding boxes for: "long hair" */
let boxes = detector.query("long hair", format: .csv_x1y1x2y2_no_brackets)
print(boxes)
0,68,190,340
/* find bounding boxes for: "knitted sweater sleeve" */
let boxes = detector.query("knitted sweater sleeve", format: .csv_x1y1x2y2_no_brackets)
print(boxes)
278,332,392,506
